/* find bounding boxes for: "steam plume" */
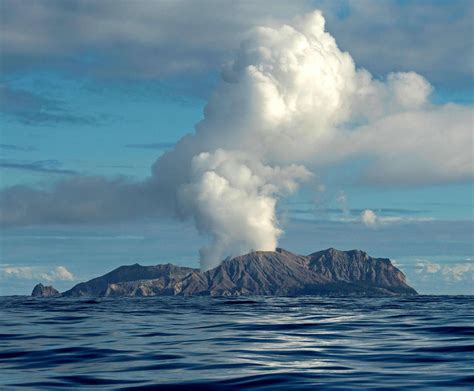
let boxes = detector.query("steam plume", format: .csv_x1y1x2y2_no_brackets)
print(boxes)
1,11,472,270
151,11,438,269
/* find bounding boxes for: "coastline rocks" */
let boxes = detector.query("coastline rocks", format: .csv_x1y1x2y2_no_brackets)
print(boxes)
31,283,60,297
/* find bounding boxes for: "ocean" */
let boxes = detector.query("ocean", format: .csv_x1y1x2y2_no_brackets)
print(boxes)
0,295,473,390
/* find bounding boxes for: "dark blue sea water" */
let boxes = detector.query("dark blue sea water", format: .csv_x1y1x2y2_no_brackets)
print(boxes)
0,296,473,390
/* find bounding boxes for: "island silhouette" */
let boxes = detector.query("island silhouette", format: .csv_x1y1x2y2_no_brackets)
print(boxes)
32,248,417,297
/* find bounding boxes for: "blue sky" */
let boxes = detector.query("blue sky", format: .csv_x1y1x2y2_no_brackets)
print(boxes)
0,0,473,295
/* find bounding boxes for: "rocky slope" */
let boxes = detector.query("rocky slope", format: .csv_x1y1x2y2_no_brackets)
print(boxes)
31,283,60,297
34,248,417,297
62,263,196,297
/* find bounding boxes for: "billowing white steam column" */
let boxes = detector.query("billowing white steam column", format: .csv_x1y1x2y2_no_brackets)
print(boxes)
0,11,470,256
152,11,440,270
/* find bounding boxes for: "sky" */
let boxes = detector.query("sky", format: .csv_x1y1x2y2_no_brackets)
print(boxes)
0,0,473,295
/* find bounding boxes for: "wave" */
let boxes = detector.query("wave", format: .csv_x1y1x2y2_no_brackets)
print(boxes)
0,295,472,390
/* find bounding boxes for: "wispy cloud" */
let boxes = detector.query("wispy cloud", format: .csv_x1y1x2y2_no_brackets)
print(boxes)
0,176,165,226
98,165,137,169
0,84,98,126
125,142,175,150
322,0,474,89
0,1,312,79
281,205,427,216
4,235,145,240
284,206,433,227
0,160,77,175
359,209,434,227
1,265,75,281
0,144,36,152
415,261,442,274
1,1,471,89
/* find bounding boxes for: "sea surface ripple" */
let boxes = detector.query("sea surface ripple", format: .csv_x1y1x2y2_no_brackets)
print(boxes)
0,295,473,390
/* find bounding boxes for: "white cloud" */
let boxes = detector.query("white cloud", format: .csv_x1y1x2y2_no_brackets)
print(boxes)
53,266,74,281
387,72,433,109
416,260,473,281
340,211,433,227
416,261,442,274
442,263,474,282
347,104,473,185
1,265,75,281
359,209,433,227
361,209,378,227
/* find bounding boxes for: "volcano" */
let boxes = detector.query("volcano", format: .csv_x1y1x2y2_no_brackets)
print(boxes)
32,248,417,297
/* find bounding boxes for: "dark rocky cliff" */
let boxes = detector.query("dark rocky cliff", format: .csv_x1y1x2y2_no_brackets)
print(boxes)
42,248,417,297
31,283,60,297
62,263,196,297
